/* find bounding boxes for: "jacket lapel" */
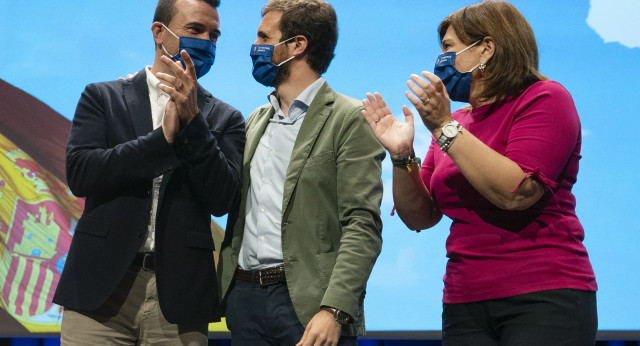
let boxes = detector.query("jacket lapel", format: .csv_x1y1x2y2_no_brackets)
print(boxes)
124,70,214,210
123,69,153,138
196,86,213,122
281,82,334,213
243,107,274,169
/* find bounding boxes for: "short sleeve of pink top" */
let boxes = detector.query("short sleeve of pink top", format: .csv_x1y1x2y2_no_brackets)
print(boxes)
421,80,597,304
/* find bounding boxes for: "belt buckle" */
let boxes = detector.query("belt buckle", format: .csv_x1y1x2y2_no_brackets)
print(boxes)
142,253,152,271
258,270,263,286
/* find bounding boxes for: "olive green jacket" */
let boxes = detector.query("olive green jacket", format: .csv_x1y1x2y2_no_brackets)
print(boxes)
218,82,384,336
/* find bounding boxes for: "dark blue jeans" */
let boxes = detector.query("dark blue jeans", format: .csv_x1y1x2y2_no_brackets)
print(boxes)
442,288,598,346
226,281,357,346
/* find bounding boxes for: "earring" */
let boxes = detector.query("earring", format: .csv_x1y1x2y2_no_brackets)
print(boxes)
478,61,486,78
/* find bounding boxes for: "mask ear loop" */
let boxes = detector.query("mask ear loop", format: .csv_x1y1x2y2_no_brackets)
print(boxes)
275,36,297,47
277,56,295,66
456,39,482,73
467,62,482,73
160,23,180,57
456,39,481,56
274,36,298,66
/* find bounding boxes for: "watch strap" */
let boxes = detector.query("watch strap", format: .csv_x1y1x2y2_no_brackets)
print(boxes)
321,306,351,325
436,120,462,153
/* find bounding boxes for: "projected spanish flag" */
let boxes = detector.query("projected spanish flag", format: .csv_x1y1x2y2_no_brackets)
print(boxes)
0,78,231,334
0,78,84,333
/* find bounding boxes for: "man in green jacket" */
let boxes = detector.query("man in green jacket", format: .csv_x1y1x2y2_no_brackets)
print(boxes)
218,0,384,345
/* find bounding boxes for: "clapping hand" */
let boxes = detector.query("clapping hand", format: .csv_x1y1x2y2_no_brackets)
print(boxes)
405,71,453,134
362,92,415,158
157,50,199,143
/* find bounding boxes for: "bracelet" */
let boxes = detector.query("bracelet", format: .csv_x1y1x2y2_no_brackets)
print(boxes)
391,150,421,173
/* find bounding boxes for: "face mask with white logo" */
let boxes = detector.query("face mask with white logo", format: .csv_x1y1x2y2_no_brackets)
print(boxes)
250,37,296,87
434,40,481,102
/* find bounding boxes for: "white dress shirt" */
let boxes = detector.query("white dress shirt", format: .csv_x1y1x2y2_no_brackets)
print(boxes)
138,66,169,253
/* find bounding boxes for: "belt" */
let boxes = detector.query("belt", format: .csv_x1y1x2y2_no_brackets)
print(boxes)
132,252,155,271
235,265,285,286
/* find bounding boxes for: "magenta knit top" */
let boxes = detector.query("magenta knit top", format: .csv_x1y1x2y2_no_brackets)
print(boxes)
421,80,597,304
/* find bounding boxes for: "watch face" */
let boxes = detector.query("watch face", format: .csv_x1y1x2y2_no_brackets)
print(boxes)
336,311,350,324
442,123,458,137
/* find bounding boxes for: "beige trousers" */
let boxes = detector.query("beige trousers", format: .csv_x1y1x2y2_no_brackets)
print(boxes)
60,266,207,346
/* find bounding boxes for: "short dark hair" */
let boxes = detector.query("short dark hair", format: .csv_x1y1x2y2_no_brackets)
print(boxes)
263,0,338,75
438,0,547,103
153,0,220,25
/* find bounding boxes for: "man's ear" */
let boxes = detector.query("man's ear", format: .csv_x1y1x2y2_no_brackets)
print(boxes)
151,22,165,47
290,35,308,58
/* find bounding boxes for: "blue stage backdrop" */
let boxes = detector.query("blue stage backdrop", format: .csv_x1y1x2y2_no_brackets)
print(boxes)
1,0,639,336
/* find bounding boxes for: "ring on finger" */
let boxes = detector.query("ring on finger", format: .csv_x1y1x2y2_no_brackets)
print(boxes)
422,98,430,106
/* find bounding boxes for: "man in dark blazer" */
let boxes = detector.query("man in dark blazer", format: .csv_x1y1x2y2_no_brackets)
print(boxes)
52,0,244,344
218,1,384,345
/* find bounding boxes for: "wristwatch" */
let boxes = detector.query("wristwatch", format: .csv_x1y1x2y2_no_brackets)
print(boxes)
435,120,462,152
322,306,351,325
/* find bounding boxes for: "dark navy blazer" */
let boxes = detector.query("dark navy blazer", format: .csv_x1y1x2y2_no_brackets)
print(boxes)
53,69,244,324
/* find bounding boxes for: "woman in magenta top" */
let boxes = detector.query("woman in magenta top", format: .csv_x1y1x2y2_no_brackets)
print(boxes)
362,1,597,345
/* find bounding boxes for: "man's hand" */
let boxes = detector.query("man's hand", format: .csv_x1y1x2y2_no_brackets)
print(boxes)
157,50,199,126
296,309,341,346
117,72,138,80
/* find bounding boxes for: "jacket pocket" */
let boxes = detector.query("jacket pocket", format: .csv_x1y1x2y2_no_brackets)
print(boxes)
74,214,110,237
304,151,334,168
186,231,215,250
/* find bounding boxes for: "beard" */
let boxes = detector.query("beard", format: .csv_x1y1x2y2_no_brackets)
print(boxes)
270,46,292,87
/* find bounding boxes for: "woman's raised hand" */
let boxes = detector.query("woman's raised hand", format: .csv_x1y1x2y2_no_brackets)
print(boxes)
405,71,453,134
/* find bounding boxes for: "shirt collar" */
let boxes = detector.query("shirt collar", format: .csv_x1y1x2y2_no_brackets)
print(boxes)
145,66,170,103
268,77,325,123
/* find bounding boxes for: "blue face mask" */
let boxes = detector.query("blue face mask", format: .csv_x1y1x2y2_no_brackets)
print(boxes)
250,37,296,87
162,24,216,79
434,40,481,102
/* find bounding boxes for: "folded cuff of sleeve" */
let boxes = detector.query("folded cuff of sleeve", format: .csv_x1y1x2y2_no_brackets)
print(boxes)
512,167,558,193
